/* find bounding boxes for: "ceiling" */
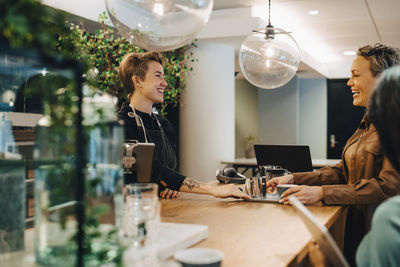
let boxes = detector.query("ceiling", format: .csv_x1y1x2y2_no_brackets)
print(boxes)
202,0,400,78
43,0,400,79
212,0,400,78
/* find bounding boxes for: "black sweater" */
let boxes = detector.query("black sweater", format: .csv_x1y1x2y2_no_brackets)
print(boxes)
118,102,185,191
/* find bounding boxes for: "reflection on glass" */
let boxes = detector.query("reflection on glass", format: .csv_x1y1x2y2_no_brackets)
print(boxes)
105,0,213,51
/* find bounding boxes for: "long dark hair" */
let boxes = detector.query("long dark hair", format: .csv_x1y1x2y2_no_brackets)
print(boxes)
369,65,400,172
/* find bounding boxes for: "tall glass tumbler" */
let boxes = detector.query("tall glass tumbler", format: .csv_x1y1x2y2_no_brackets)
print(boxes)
122,183,160,248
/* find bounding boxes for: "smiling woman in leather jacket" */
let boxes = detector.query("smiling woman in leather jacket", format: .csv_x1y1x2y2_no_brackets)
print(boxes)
267,44,400,266
117,51,249,200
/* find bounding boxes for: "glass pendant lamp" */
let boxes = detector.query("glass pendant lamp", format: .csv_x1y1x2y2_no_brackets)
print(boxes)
105,0,213,51
239,0,300,89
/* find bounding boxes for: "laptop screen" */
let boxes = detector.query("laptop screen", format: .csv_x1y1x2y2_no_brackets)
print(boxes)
254,144,313,173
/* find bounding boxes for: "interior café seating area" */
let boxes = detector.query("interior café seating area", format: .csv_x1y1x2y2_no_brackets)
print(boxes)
1,0,400,266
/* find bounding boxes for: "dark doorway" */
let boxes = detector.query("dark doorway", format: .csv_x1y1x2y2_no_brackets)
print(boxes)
327,79,365,159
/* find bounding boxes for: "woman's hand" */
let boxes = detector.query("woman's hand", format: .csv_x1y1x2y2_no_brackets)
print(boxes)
209,183,250,200
266,174,294,193
279,185,323,205
159,188,180,199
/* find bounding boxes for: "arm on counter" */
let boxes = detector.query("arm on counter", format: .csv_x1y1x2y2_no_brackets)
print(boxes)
293,161,347,186
269,157,400,205
178,178,250,199
321,157,400,205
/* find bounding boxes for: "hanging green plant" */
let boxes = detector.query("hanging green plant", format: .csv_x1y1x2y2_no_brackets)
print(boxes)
58,12,196,115
0,0,69,53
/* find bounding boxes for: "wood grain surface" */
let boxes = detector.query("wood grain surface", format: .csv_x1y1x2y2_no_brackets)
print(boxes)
161,193,344,267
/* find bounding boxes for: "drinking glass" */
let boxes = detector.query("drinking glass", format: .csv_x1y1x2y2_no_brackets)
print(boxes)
122,183,160,247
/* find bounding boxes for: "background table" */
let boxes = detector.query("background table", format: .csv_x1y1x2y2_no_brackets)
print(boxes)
161,193,345,267
221,158,341,176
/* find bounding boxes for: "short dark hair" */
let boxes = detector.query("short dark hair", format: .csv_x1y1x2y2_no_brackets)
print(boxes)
369,65,400,172
118,52,165,98
357,44,400,77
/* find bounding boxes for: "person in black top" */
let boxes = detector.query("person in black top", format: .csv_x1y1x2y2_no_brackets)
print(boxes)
118,51,249,199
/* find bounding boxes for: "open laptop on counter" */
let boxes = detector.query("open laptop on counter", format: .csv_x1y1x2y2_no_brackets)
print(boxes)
254,144,314,173
245,145,314,203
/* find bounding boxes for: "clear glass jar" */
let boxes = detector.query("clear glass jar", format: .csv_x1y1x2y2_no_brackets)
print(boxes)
34,91,124,266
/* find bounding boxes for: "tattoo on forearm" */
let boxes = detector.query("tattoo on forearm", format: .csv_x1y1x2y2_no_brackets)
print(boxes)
183,178,200,190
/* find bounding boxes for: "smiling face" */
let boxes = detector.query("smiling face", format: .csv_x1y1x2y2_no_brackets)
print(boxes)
347,56,378,107
134,60,168,104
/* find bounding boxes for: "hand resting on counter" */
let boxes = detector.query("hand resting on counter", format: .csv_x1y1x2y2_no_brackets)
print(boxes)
178,178,250,200
266,174,323,205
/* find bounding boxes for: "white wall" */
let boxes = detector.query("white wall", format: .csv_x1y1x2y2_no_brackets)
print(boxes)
180,42,235,181
251,76,328,158
257,77,299,145
235,79,258,158
298,78,327,159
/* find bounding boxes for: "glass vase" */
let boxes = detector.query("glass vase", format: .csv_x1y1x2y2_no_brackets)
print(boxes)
34,94,124,266
84,120,124,266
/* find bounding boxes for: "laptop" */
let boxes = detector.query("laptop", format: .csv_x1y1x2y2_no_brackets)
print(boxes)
254,144,313,173
244,145,313,203
289,196,350,267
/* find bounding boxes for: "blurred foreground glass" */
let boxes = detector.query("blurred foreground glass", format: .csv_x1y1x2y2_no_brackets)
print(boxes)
0,109,23,254
0,113,16,154
34,84,124,265
0,46,84,264
122,183,161,267
0,161,25,254
122,183,160,247
105,0,213,51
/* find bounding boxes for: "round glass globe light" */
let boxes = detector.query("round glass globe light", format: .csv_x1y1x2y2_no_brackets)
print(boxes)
105,0,213,52
239,27,300,89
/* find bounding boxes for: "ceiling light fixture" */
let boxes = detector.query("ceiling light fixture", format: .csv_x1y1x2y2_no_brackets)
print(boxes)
105,0,213,51
308,10,319,15
343,50,356,56
239,0,300,89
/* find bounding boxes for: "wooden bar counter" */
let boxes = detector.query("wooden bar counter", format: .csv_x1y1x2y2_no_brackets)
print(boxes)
0,192,345,267
161,193,345,267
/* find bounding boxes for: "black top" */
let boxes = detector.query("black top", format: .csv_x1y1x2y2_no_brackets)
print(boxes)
118,102,185,191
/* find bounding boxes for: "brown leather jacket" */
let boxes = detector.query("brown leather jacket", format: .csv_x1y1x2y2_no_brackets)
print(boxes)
293,114,400,265
293,115,400,204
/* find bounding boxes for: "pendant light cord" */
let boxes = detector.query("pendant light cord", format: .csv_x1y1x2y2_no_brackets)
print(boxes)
267,0,271,26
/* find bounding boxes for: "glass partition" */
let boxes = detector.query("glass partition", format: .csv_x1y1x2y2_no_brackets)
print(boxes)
0,46,124,266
